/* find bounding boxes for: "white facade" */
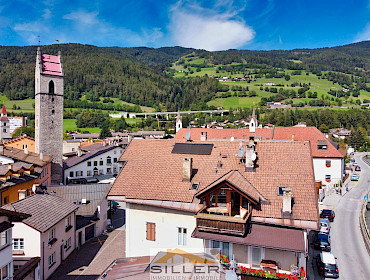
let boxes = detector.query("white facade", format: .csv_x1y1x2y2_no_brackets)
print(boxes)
12,212,76,280
125,203,204,257
0,216,13,280
62,141,80,154
8,117,27,134
64,146,124,184
313,157,344,186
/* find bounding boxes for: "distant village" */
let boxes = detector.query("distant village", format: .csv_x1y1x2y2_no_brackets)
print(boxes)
0,49,368,280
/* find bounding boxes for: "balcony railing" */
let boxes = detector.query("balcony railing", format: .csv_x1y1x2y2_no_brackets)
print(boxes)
195,206,251,236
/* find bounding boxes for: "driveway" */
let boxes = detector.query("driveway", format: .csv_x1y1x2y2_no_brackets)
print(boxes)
49,205,126,280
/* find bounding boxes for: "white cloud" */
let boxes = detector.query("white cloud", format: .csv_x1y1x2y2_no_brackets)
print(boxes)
13,21,50,44
63,10,99,25
355,23,370,42
168,1,255,51
43,9,52,20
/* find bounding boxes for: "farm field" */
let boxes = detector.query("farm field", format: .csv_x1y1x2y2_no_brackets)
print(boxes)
63,119,101,133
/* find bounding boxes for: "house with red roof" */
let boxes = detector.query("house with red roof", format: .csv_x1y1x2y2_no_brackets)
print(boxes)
175,125,345,190
109,138,319,275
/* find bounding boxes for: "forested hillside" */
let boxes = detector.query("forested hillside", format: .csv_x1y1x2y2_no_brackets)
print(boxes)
0,42,369,111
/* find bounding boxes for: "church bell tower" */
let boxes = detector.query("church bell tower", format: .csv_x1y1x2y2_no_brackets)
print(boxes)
35,47,64,184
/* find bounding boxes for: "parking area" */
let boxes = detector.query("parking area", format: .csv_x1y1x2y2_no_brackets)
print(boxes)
49,205,126,280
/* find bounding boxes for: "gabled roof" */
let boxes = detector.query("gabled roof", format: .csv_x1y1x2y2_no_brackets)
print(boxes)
196,170,264,203
64,145,118,168
47,183,112,216
4,135,35,145
1,194,78,232
110,139,318,222
0,146,51,167
0,208,31,221
1,105,7,115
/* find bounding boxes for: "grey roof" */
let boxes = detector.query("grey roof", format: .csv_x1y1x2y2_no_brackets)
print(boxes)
0,146,51,167
72,133,100,139
64,145,117,168
1,194,78,232
47,184,112,216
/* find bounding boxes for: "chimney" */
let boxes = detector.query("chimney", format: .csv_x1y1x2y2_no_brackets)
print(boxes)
282,188,292,214
128,135,133,143
245,139,257,171
292,134,295,141
182,158,192,181
8,164,12,170
200,131,207,141
24,146,28,154
40,152,44,161
77,148,83,157
0,144,4,153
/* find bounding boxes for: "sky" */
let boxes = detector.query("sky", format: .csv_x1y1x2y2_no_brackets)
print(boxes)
0,0,369,51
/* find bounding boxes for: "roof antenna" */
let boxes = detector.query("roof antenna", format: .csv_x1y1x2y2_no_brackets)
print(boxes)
56,39,60,55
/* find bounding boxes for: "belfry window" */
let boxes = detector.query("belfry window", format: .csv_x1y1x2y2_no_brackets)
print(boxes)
49,80,55,94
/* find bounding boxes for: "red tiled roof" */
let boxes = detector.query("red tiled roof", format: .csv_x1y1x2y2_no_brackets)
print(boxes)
0,117,8,121
272,127,344,158
174,128,274,141
175,127,344,158
110,139,318,222
41,54,62,76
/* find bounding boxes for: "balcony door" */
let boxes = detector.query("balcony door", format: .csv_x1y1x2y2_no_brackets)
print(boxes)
211,240,232,259
250,246,264,268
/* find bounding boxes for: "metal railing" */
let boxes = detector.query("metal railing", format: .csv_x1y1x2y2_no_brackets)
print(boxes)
359,191,370,256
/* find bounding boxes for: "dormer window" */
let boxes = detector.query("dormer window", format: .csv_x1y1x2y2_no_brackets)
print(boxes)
190,181,199,190
19,171,24,177
317,140,328,150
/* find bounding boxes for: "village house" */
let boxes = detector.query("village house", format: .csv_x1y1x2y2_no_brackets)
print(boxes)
0,162,40,206
108,138,319,275
0,208,31,280
0,145,52,187
47,183,111,247
1,194,78,280
175,124,345,191
4,136,36,153
63,142,124,184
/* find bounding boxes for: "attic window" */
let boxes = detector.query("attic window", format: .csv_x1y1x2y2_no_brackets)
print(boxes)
190,181,199,190
317,140,328,150
277,186,285,196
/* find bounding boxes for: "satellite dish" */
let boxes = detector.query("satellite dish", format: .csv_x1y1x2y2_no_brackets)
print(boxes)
230,136,235,141
237,148,245,158
185,132,191,141
251,152,257,161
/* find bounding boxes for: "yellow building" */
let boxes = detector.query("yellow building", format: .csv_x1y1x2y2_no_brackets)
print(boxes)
0,162,39,206
3,135,35,153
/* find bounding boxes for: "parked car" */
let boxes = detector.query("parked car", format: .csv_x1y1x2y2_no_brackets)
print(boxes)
320,209,335,222
320,225,330,234
314,232,331,252
355,166,361,171
316,252,339,278
351,173,359,181
320,218,331,229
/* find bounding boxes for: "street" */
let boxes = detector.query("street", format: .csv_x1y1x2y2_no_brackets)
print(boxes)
311,153,370,280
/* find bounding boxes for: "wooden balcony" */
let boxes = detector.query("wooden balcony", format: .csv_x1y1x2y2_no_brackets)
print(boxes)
195,206,251,236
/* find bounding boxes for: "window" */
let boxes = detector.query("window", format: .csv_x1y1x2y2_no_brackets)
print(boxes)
6,175,11,180
114,158,118,163
65,238,71,251
99,160,103,166
146,222,156,241
48,228,55,242
178,228,187,246
87,162,91,166
76,171,83,177
13,238,24,250
325,175,331,182
87,170,92,176
99,169,103,175
1,263,9,280
49,80,55,94
48,252,56,268
211,241,230,258
0,230,9,248
69,171,73,178
114,150,117,154
107,157,111,164
113,167,117,173
252,247,263,267
3,129,6,133
94,161,98,166
107,168,112,174
19,171,24,177
217,190,227,207
65,216,71,227
51,110,55,114
326,160,331,167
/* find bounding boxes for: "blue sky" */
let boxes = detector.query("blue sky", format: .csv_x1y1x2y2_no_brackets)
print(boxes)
0,0,369,51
